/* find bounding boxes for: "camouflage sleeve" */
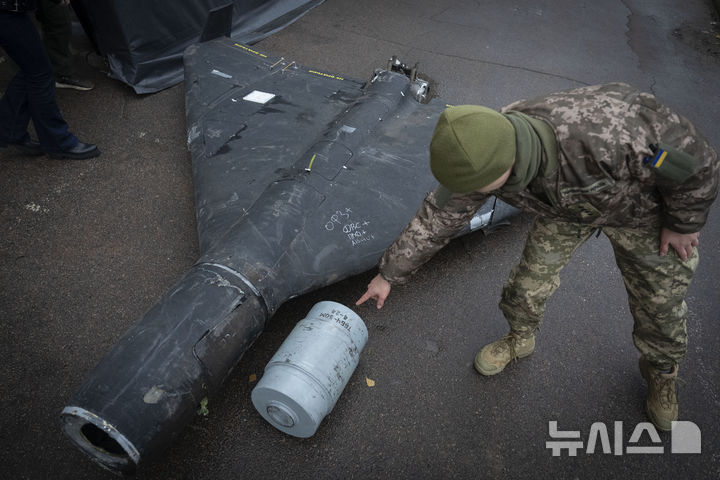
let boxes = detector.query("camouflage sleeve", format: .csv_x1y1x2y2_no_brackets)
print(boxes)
378,186,490,285
641,93,720,233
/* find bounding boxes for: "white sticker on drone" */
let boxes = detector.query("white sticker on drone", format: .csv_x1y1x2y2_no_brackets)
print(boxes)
243,90,276,104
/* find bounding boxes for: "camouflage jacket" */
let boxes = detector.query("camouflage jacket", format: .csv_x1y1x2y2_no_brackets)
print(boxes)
380,83,719,284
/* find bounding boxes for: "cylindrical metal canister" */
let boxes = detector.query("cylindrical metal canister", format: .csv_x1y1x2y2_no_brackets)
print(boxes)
251,301,368,438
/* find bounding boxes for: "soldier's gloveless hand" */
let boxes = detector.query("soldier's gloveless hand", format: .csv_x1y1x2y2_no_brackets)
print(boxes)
356,274,392,309
660,227,699,261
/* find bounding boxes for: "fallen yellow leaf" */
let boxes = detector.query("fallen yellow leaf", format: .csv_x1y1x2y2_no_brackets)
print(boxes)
249,373,257,383
365,377,375,387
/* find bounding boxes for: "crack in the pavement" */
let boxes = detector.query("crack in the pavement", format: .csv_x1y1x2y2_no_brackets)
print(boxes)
621,0,658,94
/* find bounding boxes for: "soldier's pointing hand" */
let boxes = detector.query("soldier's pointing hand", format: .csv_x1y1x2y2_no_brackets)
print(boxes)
356,274,392,309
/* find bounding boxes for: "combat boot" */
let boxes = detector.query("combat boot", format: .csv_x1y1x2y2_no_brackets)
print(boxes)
474,331,535,376
639,356,679,431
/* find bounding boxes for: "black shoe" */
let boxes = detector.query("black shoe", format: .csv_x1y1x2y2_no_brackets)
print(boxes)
49,142,100,160
0,138,44,156
56,76,95,91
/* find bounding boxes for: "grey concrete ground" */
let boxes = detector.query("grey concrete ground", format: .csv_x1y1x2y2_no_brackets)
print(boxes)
1,1,719,478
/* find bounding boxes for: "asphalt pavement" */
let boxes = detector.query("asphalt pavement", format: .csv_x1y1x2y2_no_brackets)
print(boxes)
1,1,719,478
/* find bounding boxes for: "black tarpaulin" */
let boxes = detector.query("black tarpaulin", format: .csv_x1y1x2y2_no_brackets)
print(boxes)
72,0,324,93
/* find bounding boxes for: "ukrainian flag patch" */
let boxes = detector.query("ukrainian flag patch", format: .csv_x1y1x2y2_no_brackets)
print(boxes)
645,148,668,168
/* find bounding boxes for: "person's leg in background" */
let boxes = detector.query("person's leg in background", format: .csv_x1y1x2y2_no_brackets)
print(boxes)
35,0,94,91
0,10,98,159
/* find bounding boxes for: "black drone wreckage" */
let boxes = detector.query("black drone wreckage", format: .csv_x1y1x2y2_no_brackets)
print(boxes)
60,38,517,474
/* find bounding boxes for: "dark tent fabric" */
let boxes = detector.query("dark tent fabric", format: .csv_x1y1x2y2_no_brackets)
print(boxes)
71,0,324,93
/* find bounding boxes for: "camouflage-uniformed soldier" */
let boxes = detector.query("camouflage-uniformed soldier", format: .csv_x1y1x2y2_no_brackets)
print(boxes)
356,83,719,431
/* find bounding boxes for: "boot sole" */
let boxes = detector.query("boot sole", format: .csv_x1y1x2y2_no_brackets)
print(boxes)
56,83,94,91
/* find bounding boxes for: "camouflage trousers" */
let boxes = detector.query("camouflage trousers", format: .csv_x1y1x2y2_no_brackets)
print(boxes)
500,216,698,370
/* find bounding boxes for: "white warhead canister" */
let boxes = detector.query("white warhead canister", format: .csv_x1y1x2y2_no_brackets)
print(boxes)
251,301,368,438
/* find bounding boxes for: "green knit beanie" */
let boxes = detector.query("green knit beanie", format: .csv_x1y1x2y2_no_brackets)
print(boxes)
429,105,516,193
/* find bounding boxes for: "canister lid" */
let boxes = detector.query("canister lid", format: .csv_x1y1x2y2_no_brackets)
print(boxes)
251,383,321,438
